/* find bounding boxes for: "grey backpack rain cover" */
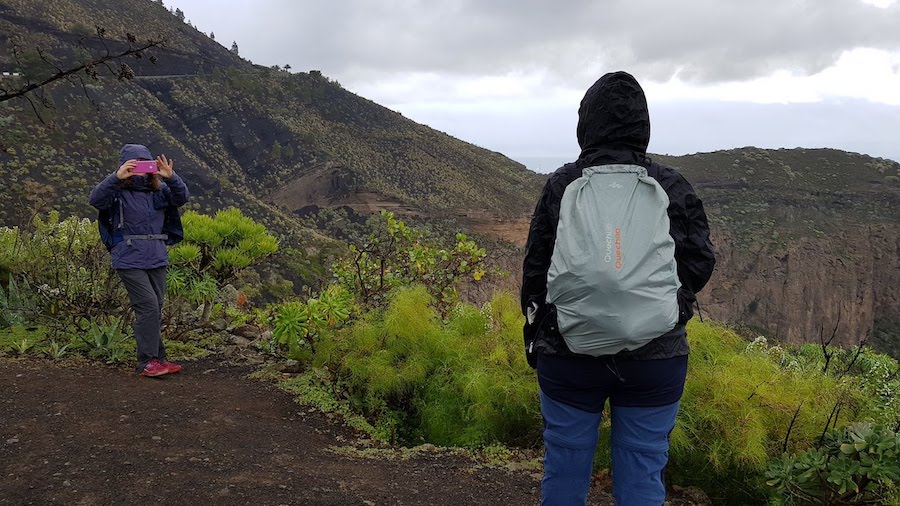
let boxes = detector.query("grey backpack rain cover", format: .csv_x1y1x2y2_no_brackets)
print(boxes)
547,164,680,356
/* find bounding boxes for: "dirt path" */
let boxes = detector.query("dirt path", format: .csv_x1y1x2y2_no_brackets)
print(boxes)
0,358,618,505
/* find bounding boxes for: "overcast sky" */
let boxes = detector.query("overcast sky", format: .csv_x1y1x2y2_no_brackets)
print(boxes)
170,0,900,170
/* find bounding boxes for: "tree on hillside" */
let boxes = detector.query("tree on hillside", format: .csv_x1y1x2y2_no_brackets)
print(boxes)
284,64,291,72
174,8,185,21
270,141,283,160
209,31,215,40
230,41,239,55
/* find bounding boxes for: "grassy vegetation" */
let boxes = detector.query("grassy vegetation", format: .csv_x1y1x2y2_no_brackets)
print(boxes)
0,210,271,366
264,277,899,502
2,205,897,502
3,2,900,502
670,325,899,501
312,287,538,447
1,0,544,230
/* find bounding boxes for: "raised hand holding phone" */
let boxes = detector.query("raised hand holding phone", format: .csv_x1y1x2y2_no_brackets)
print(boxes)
116,159,137,180
156,154,174,179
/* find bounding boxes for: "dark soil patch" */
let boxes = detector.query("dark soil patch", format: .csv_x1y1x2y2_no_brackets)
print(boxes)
0,358,709,505
0,358,601,505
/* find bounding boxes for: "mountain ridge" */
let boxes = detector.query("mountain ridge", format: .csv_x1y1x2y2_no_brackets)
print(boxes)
1,0,898,353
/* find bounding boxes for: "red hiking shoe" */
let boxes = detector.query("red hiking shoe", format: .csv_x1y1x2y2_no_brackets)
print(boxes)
139,359,169,377
160,360,182,374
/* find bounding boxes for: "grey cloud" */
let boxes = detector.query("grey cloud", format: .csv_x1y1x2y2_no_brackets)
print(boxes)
649,99,900,162
397,97,900,166
180,0,900,84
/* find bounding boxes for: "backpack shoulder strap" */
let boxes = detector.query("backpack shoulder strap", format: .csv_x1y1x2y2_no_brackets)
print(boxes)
162,203,184,246
97,193,123,251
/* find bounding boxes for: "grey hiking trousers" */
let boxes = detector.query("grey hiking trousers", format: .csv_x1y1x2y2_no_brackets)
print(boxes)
117,267,167,371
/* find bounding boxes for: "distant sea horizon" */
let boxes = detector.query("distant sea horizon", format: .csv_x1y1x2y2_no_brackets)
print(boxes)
511,155,572,174
512,148,900,173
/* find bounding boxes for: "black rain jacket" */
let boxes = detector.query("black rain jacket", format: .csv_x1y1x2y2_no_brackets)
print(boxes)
521,71,716,365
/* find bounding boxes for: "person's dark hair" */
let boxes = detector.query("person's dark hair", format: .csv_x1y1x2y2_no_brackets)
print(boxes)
121,173,161,191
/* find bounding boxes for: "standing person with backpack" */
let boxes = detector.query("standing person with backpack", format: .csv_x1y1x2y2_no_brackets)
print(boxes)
522,72,716,505
89,144,190,378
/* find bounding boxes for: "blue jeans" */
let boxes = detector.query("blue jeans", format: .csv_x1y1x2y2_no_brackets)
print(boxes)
538,355,687,505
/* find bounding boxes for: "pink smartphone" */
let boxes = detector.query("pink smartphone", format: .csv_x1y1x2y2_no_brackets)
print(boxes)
133,160,158,174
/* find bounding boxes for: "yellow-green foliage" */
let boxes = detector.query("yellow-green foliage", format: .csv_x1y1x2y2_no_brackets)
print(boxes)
315,286,540,447
309,293,896,500
168,208,278,307
165,340,209,361
179,208,279,274
0,325,46,356
331,212,488,312
669,321,878,497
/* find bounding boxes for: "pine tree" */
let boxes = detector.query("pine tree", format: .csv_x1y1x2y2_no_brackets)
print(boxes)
230,41,239,55
209,31,215,40
174,8,185,21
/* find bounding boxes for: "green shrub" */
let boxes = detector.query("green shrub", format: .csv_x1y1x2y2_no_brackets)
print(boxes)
167,208,278,322
667,325,891,501
313,286,540,446
306,300,896,501
331,211,487,313
271,284,353,361
766,423,900,504
0,209,275,364
0,273,33,327
0,213,129,337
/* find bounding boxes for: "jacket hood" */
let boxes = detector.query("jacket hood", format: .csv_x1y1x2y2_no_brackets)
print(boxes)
576,72,650,158
119,144,153,165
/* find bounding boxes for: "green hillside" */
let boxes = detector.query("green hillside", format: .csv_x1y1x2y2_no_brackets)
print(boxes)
657,147,900,240
0,0,544,231
1,0,898,352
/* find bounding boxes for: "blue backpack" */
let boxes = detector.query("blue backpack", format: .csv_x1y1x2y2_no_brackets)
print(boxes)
97,188,184,252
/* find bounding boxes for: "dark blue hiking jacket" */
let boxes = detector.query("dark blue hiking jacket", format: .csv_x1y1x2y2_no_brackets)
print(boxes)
88,144,190,270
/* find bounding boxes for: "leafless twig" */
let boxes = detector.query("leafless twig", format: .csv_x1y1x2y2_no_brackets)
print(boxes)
820,311,842,374
783,402,804,454
1,31,163,105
